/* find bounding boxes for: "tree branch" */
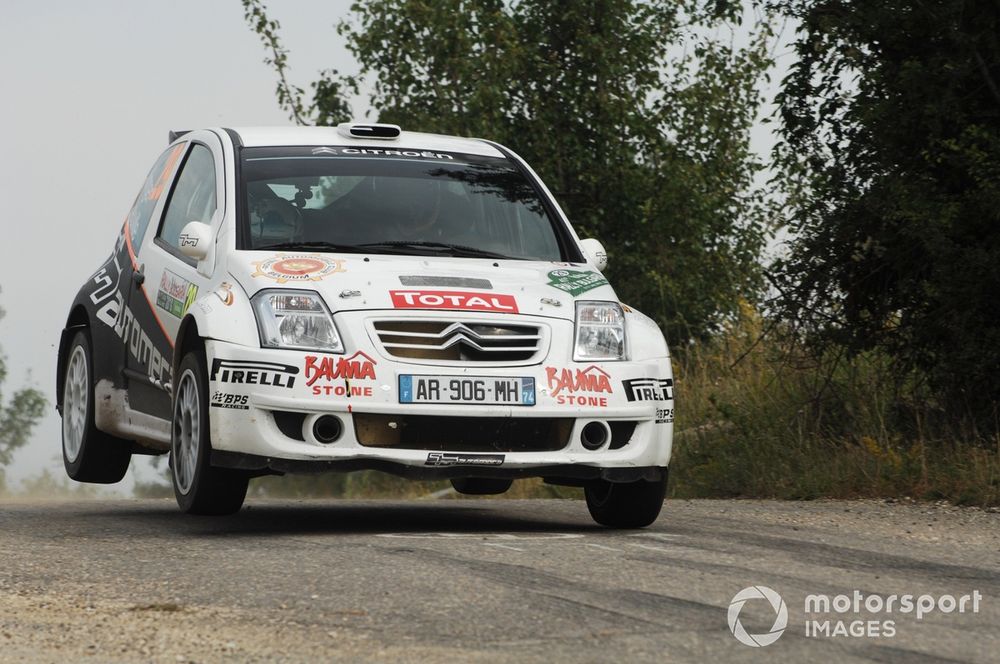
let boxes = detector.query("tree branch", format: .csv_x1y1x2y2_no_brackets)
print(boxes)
242,0,310,125
973,47,1000,108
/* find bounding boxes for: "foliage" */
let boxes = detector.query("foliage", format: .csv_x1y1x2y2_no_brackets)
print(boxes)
0,289,47,489
768,0,1000,423
670,306,1000,505
242,0,777,344
241,0,354,125
239,1,1000,504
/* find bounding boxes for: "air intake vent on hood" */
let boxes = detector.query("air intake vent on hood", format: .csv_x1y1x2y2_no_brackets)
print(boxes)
399,276,492,289
336,123,401,139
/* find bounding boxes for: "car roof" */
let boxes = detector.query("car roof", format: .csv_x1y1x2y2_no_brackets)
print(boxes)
222,126,506,158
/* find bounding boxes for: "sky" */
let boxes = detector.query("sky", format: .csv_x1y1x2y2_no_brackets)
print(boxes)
0,1,788,494
0,0,359,491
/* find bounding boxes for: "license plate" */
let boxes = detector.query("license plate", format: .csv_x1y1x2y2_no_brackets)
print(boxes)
399,375,535,406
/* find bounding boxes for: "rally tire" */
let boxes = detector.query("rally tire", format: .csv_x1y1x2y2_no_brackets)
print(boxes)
61,329,132,484
450,477,513,495
171,350,249,515
584,475,668,528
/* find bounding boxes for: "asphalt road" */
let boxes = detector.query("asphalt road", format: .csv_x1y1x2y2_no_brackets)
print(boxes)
0,497,997,663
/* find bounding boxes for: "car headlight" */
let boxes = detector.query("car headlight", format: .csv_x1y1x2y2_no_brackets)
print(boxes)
251,289,343,353
574,301,626,361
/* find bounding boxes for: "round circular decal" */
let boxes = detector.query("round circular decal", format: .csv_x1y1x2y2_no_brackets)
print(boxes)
251,254,346,283
272,257,326,276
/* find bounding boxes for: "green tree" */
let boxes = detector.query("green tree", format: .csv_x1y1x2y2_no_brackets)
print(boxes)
243,0,776,344
769,0,1000,424
0,289,46,492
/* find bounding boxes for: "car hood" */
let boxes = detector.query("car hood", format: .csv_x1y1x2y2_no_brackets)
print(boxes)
228,251,617,321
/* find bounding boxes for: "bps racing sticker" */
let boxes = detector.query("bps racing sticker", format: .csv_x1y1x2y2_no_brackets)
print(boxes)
211,392,249,410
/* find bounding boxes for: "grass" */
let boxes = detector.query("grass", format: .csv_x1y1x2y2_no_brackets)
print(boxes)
668,305,1000,506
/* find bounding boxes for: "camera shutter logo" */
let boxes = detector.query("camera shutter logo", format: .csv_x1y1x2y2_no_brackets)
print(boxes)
728,586,788,647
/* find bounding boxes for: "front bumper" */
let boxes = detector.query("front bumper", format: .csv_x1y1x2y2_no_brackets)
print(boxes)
204,333,674,478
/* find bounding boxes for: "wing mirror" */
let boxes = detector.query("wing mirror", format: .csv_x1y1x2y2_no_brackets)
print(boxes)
178,221,212,261
579,238,608,271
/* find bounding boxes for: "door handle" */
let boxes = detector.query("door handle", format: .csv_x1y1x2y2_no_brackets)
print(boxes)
133,265,145,288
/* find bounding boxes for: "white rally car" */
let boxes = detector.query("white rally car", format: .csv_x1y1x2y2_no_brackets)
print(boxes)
57,124,674,527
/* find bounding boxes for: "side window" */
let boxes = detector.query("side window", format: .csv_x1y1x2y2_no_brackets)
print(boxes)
126,143,186,248
158,144,217,249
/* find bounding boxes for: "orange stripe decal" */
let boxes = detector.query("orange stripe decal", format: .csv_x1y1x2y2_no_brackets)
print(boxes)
123,220,176,349
148,143,186,203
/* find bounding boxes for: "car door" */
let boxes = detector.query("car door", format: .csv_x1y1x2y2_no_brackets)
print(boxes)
126,138,224,419
85,142,186,397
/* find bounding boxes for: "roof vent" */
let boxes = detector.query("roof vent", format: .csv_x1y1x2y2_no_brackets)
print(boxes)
336,123,401,140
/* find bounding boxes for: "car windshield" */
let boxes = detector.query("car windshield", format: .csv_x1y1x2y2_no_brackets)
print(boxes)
239,146,567,260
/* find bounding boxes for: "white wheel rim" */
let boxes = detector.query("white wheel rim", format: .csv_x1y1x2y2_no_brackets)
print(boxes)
62,345,88,463
172,368,200,495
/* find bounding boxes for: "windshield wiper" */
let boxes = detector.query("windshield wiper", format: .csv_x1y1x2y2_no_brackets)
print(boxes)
254,240,513,259
254,241,363,253
356,241,513,259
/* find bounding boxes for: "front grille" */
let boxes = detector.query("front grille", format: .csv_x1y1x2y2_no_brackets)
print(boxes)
354,413,572,452
372,319,544,363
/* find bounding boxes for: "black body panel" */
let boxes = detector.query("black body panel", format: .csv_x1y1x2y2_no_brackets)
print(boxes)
211,449,668,484
56,226,175,423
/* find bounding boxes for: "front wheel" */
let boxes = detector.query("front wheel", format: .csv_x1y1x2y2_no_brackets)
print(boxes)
171,350,249,515
584,474,668,528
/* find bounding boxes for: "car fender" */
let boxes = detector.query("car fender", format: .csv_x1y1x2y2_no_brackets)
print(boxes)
624,305,670,361
56,247,133,413
55,298,92,414
173,277,258,373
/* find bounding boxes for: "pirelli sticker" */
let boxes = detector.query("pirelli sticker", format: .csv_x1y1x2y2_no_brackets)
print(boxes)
622,378,674,402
